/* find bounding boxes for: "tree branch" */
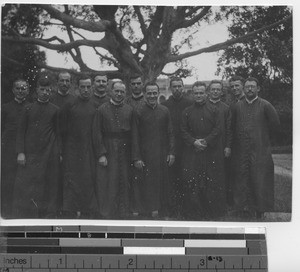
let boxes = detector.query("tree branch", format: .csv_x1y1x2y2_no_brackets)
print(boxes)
2,35,108,52
39,4,112,32
146,6,164,41
134,6,147,36
93,47,120,68
2,55,123,78
168,14,292,62
43,35,65,44
174,6,211,30
64,5,89,72
185,6,202,18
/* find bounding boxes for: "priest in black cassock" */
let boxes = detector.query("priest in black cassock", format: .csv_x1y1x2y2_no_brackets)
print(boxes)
124,75,145,217
181,81,226,220
233,77,280,219
13,77,61,218
162,77,193,218
50,71,76,217
1,79,29,218
93,81,140,219
228,76,245,207
91,73,110,107
207,80,233,208
62,76,98,219
134,82,175,219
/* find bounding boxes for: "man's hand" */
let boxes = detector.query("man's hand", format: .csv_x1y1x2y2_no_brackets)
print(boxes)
17,153,26,166
224,147,231,158
134,160,145,170
167,155,175,166
98,155,108,166
194,139,207,151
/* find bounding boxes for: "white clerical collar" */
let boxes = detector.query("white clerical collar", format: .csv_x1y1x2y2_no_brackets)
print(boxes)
37,98,49,103
246,96,258,104
94,92,107,99
58,90,69,96
132,93,144,99
14,98,25,104
209,99,221,104
110,98,123,106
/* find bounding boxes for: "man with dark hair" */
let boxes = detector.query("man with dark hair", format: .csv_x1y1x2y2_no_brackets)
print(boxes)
229,76,245,103
134,82,175,218
50,71,76,217
1,79,30,218
181,81,226,220
207,80,233,207
51,71,75,108
93,81,140,219
227,76,246,208
13,77,61,218
124,75,145,112
124,75,145,217
62,75,98,219
161,76,193,218
91,73,110,107
233,77,280,219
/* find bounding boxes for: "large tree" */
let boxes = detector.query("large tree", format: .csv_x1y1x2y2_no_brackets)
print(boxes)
1,4,292,83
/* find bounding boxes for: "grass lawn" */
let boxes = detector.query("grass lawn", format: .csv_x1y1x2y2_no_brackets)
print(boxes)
273,153,292,214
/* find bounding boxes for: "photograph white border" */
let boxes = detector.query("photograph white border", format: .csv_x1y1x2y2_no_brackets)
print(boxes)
0,0,298,271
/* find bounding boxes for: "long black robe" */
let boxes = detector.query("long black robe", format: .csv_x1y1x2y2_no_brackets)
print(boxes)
162,95,193,214
50,92,76,150
90,94,110,108
135,103,175,215
124,95,146,214
124,95,145,113
208,100,233,206
13,101,61,218
50,92,76,109
92,101,140,218
50,91,76,216
233,97,280,213
1,99,29,218
228,96,245,206
62,97,98,215
181,101,226,219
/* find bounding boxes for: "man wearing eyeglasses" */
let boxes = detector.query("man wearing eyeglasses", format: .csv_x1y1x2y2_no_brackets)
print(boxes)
233,77,280,219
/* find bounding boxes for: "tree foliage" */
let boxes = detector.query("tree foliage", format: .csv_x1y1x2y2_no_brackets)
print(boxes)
216,6,292,146
1,4,292,83
1,4,46,103
216,6,292,84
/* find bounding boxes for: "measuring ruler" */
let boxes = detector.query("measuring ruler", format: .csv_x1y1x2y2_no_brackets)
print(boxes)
0,226,268,271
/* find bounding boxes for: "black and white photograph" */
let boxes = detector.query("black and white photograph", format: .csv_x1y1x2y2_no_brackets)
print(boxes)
1,4,293,223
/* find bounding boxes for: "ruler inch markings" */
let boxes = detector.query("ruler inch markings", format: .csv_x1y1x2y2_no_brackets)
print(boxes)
0,226,267,271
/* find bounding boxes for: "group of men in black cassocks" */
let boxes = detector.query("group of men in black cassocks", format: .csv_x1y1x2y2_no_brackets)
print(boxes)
1,72,280,220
